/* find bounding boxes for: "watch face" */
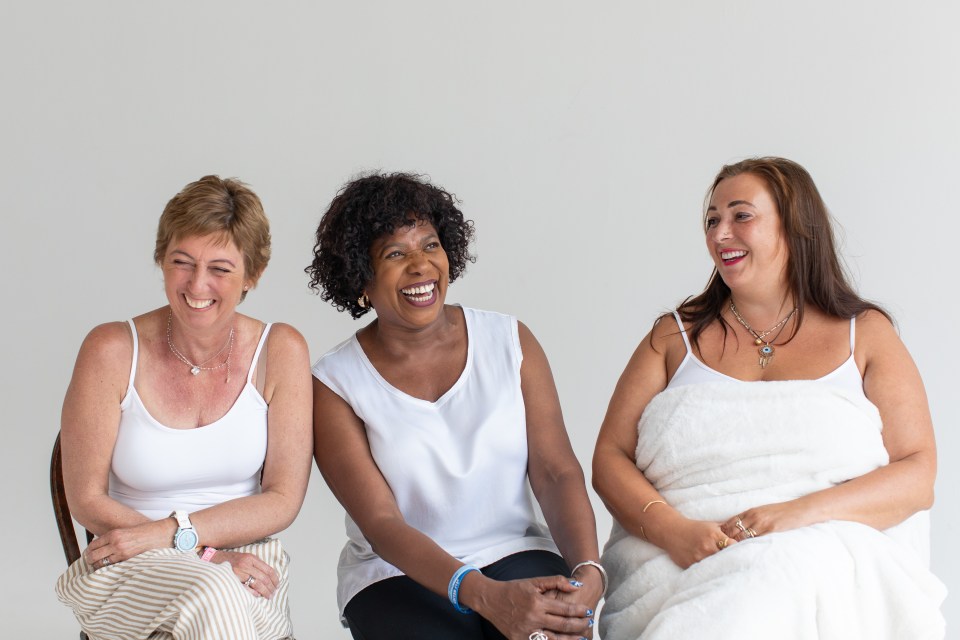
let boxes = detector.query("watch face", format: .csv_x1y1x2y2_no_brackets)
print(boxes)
176,529,199,551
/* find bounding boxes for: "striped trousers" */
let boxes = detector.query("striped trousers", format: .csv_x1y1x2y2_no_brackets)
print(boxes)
56,538,294,640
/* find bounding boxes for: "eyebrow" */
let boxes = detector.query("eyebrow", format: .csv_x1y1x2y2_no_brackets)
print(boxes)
376,234,440,252
169,249,237,267
706,199,756,211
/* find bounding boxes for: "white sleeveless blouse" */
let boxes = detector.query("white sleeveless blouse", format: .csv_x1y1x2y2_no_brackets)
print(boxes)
312,306,558,618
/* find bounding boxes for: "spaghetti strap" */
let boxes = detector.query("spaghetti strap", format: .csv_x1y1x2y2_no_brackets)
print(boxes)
125,319,139,394
672,311,692,355
849,316,856,355
247,323,273,385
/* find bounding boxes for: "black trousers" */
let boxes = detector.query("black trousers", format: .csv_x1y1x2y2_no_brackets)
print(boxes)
344,550,570,640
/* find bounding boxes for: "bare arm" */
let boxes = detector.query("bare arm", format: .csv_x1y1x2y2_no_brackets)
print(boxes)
721,310,937,539
62,322,152,534
593,321,734,568
313,376,591,640
187,323,313,546
519,323,602,606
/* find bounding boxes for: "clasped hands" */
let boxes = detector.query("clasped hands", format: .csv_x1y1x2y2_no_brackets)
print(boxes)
660,501,806,569
469,574,599,640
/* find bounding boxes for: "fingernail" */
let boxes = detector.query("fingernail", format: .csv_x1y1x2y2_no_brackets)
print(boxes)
588,618,595,627
586,608,594,616
570,579,583,587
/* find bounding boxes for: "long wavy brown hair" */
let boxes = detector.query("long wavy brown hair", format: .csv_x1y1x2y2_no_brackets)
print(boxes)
676,157,890,353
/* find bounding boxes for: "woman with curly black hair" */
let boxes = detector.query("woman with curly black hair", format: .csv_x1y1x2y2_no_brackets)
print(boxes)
307,173,603,640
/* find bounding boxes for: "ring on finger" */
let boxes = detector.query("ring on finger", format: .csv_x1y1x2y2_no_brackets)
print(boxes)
745,527,757,538
735,518,748,534
717,537,730,550
529,632,548,640
100,556,111,567
243,576,256,587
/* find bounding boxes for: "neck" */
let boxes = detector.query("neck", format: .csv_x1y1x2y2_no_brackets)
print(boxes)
366,306,456,354
167,310,236,360
729,288,795,327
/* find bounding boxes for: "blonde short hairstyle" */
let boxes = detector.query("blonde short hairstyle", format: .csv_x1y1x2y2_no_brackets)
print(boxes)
154,176,271,300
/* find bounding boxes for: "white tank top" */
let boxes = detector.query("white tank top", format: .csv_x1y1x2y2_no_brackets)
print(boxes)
109,320,271,520
667,311,864,394
312,306,558,617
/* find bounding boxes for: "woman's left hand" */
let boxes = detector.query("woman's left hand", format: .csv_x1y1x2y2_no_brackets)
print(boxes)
208,549,279,599
720,500,811,541
549,575,602,639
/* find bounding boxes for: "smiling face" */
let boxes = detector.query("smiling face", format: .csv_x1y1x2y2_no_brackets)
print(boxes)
364,219,449,330
162,233,250,330
705,172,789,294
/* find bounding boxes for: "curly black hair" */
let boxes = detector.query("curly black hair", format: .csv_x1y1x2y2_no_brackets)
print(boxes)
306,172,476,318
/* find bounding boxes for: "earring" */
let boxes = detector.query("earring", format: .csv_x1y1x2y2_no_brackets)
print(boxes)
357,293,369,308
243,285,249,291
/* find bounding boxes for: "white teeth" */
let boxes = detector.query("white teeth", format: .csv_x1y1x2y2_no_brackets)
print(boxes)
185,296,214,309
401,282,436,295
721,250,747,260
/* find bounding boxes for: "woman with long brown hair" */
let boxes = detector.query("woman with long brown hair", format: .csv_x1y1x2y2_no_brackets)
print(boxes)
593,157,946,639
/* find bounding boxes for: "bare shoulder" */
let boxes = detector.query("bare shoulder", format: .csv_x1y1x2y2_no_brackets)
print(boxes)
648,312,687,367
855,309,902,355
263,322,311,384
265,322,309,354
516,320,549,367
66,321,134,405
76,321,134,367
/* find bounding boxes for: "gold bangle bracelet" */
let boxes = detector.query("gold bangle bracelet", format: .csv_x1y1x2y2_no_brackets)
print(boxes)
642,499,666,513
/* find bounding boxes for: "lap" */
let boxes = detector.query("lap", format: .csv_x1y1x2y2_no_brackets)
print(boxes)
344,550,568,640
56,538,292,640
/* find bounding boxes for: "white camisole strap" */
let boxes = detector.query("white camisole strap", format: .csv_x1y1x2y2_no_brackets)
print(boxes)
672,311,692,354
125,319,139,395
248,323,272,385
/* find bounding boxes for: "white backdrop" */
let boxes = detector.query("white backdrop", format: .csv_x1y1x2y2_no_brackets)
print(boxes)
2,2,956,637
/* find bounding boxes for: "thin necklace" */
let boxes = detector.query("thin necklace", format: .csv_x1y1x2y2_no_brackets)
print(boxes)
729,300,797,369
166,311,235,381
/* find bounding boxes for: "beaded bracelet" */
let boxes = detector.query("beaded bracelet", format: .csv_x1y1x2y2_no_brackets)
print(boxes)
571,560,608,597
447,565,481,613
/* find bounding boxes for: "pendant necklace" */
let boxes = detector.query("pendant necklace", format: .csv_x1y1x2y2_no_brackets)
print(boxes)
729,301,797,368
166,311,235,381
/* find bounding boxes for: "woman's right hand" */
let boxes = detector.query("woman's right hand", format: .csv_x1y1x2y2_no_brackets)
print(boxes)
658,516,736,569
462,573,593,640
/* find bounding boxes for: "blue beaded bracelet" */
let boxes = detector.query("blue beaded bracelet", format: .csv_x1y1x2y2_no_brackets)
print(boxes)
447,565,480,613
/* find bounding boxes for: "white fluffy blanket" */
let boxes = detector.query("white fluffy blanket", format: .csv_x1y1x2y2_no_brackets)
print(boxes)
600,381,946,640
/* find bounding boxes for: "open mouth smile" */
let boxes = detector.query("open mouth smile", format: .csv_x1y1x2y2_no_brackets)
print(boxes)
720,249,747,266
185,295,215,309
400,281,437,304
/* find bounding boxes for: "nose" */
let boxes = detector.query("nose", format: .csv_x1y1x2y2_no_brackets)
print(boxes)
187,268,211,292
405,248,429,271
712,218,734,242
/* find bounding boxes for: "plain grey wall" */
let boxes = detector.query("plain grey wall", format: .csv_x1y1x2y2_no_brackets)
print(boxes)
3,1,956,636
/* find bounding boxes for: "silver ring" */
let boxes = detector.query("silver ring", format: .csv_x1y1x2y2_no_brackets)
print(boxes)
101,557,111,567
243,576,255,587
529,632,548,640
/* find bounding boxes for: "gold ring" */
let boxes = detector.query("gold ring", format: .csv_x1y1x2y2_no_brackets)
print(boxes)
745,528,757,538
716,538,729,550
